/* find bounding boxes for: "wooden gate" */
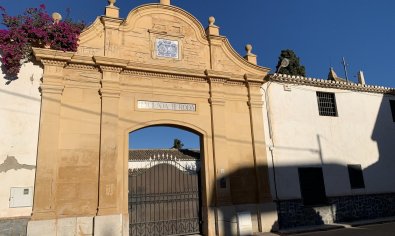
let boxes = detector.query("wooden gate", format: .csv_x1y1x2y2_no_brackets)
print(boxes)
129,155,201,236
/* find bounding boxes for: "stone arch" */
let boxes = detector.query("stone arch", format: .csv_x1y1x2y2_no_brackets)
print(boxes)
125,120,212,235
29,2,276,236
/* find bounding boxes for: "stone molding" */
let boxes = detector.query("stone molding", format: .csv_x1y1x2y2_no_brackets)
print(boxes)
122,69,206,83
40,60,67,67
66,63,98,71
123,4,208,44
94,56,128,69
100,66,123,73
39,84,64,95
78,17,104,44
208,77,228,84
268,73,395,95
100,16,123,29
33,48,74,62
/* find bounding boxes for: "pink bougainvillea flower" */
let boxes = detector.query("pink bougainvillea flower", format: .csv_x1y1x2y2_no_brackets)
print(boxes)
0,5,84,76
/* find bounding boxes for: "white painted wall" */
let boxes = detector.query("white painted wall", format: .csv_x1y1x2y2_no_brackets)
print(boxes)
0,61,42,218
262,81,395,200
129,160,200,172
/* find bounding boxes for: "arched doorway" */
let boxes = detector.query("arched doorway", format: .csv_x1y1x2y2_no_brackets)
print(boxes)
28,2,276,236
128,125,203,235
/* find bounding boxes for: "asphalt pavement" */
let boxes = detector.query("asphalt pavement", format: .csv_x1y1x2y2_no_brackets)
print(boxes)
292,221,395,236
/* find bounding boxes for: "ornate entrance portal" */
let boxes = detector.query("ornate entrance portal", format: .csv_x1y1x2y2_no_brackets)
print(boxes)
28,1,277,235
129,150,201,235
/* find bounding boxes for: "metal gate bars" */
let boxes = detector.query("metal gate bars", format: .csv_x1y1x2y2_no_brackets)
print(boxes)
129,155,201,236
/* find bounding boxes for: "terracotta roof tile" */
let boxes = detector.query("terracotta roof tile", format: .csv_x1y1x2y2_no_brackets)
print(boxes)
129,149,200,161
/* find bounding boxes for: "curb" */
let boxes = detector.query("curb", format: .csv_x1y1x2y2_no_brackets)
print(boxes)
275,216,395,235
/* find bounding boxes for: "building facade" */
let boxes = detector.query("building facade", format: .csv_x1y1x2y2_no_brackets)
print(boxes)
0,62,42,227
2,1,395,236
24,1,276,235
262,74,395,229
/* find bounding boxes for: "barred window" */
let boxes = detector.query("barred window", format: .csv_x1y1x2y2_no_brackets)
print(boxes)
316,92,338,116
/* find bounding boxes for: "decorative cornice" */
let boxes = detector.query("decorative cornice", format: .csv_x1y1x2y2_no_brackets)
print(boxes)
122,69,206,83
100,66,123,73
268,73,395,95
70,55,96,65
208,77,228,84
226,80,245,87
244,73,264,85
41,60,67,67
66,63,98,71
126,61,206,78
39,84,64,95
208,97,225,106
247,101,264,108
99,88,121,98
93,56,128,68
33,48,74,62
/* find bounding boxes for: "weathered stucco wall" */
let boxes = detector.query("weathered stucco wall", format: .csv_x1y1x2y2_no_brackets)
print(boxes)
262,81,395,200
0,61,43,218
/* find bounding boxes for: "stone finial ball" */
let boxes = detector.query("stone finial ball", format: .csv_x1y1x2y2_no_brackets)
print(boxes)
108,0,116,6
52,12,62,22
208,16,215,26
245,44,253,53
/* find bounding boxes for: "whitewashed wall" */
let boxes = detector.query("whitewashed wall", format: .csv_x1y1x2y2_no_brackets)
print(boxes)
262,81,395,200
0,61,42,218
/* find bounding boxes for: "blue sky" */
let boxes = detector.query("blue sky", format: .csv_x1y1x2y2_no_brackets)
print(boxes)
2,0,394,149
1,0,394,87
130,126,200,149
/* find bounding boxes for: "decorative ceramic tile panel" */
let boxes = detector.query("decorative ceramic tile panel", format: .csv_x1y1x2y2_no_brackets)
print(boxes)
156,39,179,59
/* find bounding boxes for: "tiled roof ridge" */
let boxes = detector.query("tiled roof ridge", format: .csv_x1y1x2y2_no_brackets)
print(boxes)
269,73,395,94
129,149,200,160
129,148,199,151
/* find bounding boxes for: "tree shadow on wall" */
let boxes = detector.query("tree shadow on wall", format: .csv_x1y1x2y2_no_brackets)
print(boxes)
263,93,395,233
0,56,42,85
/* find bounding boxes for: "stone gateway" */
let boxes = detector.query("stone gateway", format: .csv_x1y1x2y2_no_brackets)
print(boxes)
26,1,277,235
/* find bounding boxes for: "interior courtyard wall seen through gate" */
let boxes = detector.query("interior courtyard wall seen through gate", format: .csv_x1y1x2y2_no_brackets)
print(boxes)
27,2,277,235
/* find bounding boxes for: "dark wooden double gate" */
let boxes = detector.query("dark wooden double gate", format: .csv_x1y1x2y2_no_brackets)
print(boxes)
129,157,201,235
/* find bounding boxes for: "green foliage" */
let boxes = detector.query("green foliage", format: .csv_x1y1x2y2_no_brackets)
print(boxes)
275,49,306,76
172,139,184,149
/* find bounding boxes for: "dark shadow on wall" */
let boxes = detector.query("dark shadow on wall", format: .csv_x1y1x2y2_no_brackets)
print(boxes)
332,93,395,222
210,92,395,233
1,56,42,85
270,93,395,231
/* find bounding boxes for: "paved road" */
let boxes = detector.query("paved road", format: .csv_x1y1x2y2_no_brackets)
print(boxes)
289,221,395,236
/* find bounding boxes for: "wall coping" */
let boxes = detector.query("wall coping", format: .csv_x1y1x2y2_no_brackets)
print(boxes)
267,73,395,95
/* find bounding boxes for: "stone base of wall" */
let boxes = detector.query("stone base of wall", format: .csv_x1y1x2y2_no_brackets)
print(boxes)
27,216,94,236
277,192,395,229
0,217,30,236
215,203,278,235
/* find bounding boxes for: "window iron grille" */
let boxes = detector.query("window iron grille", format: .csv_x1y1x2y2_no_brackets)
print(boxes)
316,92,338,116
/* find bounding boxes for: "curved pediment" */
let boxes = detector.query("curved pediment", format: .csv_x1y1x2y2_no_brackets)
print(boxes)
71,3,269,80
119,4,211,70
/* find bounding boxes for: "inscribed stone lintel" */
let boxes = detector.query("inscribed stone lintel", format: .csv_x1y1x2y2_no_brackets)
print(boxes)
137,100,196,112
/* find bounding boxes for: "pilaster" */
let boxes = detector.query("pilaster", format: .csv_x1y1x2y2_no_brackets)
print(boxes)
32,59,68,220
101,13,123,58
245,74,272,204
207,71,232,206
95,57,127,216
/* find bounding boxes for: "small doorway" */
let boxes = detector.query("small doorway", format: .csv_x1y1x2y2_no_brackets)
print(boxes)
128,126,202,236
